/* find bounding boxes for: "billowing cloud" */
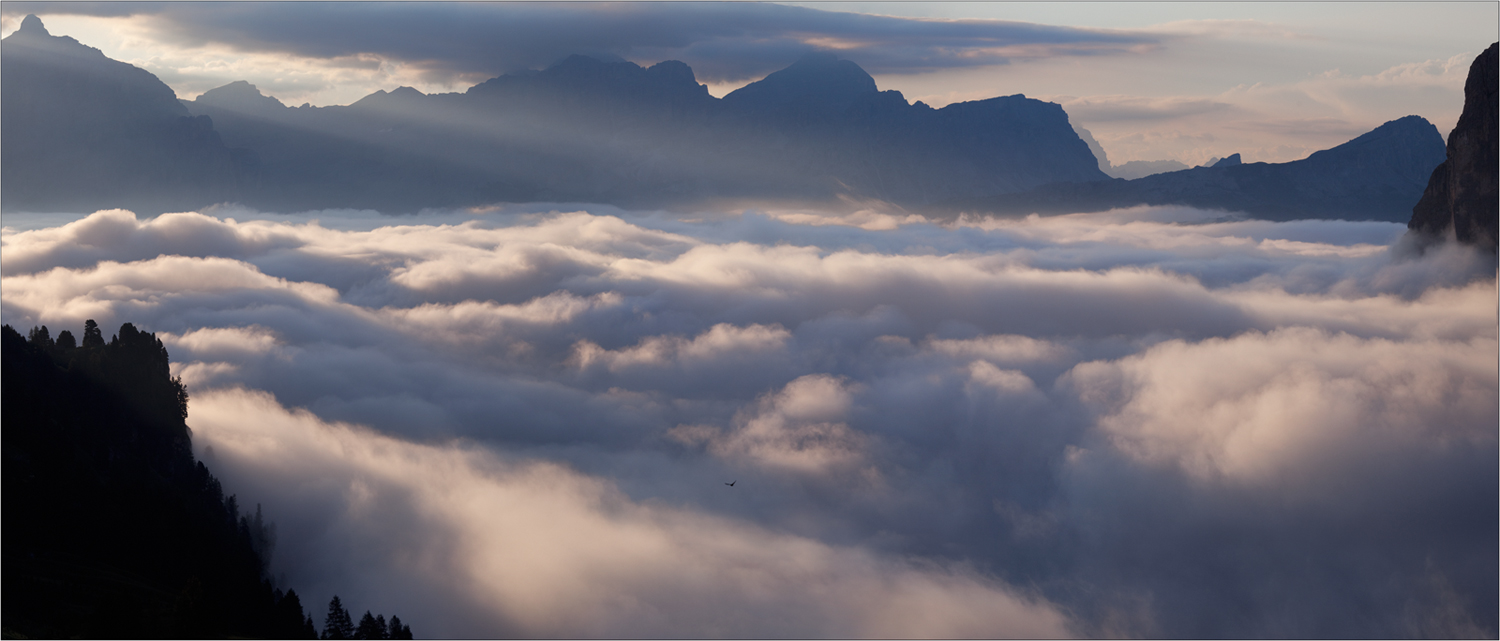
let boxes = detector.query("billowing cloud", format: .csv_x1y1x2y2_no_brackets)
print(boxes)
1068,327,1497,484
192,386,1073,639
670,374,874,475
3,204,1494,637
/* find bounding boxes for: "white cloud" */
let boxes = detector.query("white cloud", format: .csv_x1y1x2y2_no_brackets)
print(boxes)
574,322,790,371
3,205,1494,637
192,386,1073,638
1067,327,1497,485
671,374,873,475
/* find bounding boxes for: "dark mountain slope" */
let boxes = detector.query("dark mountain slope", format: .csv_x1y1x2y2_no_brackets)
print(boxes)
2,322,315,638
1409,42,1498,251
942,115,1447,222
1,16,254,215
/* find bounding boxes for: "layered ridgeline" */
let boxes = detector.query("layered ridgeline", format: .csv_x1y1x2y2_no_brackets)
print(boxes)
187,53,1104,210
0,15,257,215
944,115,1448,222
2,14,1455,220
2,322,413,639
1409,43,1499,252
2,15,1103,214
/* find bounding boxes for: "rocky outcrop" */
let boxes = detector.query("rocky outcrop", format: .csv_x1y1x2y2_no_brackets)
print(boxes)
1408,43,1498,252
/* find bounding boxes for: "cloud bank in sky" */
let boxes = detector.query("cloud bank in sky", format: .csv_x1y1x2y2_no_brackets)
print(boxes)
2,205,1495,638
0,2,1158,85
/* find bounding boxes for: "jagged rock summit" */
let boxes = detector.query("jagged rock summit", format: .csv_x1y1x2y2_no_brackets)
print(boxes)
18,13,48,36
1408,42,1498,252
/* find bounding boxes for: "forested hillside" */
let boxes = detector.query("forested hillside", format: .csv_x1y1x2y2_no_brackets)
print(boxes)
1,321,412,639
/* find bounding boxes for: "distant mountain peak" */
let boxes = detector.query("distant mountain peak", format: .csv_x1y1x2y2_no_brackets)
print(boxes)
647,59,698,85
723,51,878,117
1304,115,1441,166
18,14,48,36
778,51,876,90
350,85,429,110
1211,153,1242,167
196,80,288,114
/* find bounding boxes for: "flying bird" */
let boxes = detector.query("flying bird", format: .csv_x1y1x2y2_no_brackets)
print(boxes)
725,481,736,487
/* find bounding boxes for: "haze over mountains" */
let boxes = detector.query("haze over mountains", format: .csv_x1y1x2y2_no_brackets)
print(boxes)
1,14,1454,221
953,115,1447,222
187,51,1109,212
0,15,252,215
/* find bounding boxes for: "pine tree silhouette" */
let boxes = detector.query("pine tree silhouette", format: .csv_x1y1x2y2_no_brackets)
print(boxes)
322,595,355,639
82,319,105,348
356,610,386,639
387,614,414,640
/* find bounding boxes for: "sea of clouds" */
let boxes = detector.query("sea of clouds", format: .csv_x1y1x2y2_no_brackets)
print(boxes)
3,204,1495,638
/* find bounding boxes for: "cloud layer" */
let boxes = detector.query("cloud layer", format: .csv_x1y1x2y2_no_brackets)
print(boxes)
3,204,1495,637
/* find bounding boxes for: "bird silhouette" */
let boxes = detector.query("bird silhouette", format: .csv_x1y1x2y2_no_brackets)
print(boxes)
725,480,736,487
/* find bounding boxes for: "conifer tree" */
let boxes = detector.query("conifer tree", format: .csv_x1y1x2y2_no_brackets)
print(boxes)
82,318,105,348
322,595,355,639
355,610,386,639
387,615,413,640
27,325,52,348
278,589,317,639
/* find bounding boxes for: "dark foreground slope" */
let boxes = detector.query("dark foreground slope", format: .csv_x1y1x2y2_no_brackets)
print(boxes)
1409,42,1499,252
1,323,314,638
939,115,1447,222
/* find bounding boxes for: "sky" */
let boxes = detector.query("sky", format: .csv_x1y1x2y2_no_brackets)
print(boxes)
0,2,1495,165
2,2,1498,638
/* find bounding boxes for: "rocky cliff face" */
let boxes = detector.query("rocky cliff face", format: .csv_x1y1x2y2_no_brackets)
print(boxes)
1408,43,1499,252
